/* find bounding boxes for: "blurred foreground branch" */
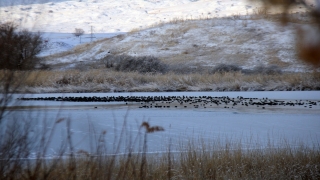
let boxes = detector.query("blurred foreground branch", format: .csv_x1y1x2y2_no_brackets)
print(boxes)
248,0,320,68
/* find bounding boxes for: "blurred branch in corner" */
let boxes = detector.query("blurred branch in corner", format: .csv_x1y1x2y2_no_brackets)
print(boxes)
248,0,320,69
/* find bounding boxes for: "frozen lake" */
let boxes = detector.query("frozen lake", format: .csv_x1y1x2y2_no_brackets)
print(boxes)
4,91,320,157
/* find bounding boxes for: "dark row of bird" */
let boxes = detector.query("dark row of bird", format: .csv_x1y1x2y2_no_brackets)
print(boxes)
18,95,319,109
19,95,252,103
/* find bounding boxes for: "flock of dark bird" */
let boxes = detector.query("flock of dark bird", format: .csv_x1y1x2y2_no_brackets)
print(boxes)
18,95,319,110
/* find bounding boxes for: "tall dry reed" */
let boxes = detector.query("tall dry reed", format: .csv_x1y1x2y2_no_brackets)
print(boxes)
1,69,319,93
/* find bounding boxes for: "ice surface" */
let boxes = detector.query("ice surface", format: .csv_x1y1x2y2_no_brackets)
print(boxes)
4,91,320,157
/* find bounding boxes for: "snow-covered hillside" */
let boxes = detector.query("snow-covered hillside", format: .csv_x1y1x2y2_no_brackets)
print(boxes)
0,0,316,72
1,0,314,33
44,17,315,72
1,0,263,33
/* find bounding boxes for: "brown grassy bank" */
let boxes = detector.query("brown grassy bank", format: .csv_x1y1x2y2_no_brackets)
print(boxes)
0,69,319,93
53,145,320,180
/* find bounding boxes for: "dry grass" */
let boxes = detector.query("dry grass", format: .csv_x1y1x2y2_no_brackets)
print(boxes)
268,56,291,68
160,52,196,65
1,69,319,93
252,7,271,19
109,42,136,55
129,27,141,34
155,25,198,48
267,50,291,68
27,143,320,179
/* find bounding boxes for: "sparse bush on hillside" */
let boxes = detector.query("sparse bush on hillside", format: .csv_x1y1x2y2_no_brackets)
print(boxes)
0,22,44,70
73,28,85,37
73,28,85,43
102,55,168,74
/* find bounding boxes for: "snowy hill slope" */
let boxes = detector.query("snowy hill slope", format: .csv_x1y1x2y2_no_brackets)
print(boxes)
43,16,315,72
0,0,262,58
1,0,311,33
0,0,316,72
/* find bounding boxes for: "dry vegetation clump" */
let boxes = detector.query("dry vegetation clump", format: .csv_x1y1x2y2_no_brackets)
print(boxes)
174,139,320,179
102,55,168,74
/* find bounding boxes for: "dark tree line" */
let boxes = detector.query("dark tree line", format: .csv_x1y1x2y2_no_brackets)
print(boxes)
0,22,44,70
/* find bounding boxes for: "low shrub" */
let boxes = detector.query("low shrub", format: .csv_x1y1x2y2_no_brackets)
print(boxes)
102,55,168,74
0,22,44,70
